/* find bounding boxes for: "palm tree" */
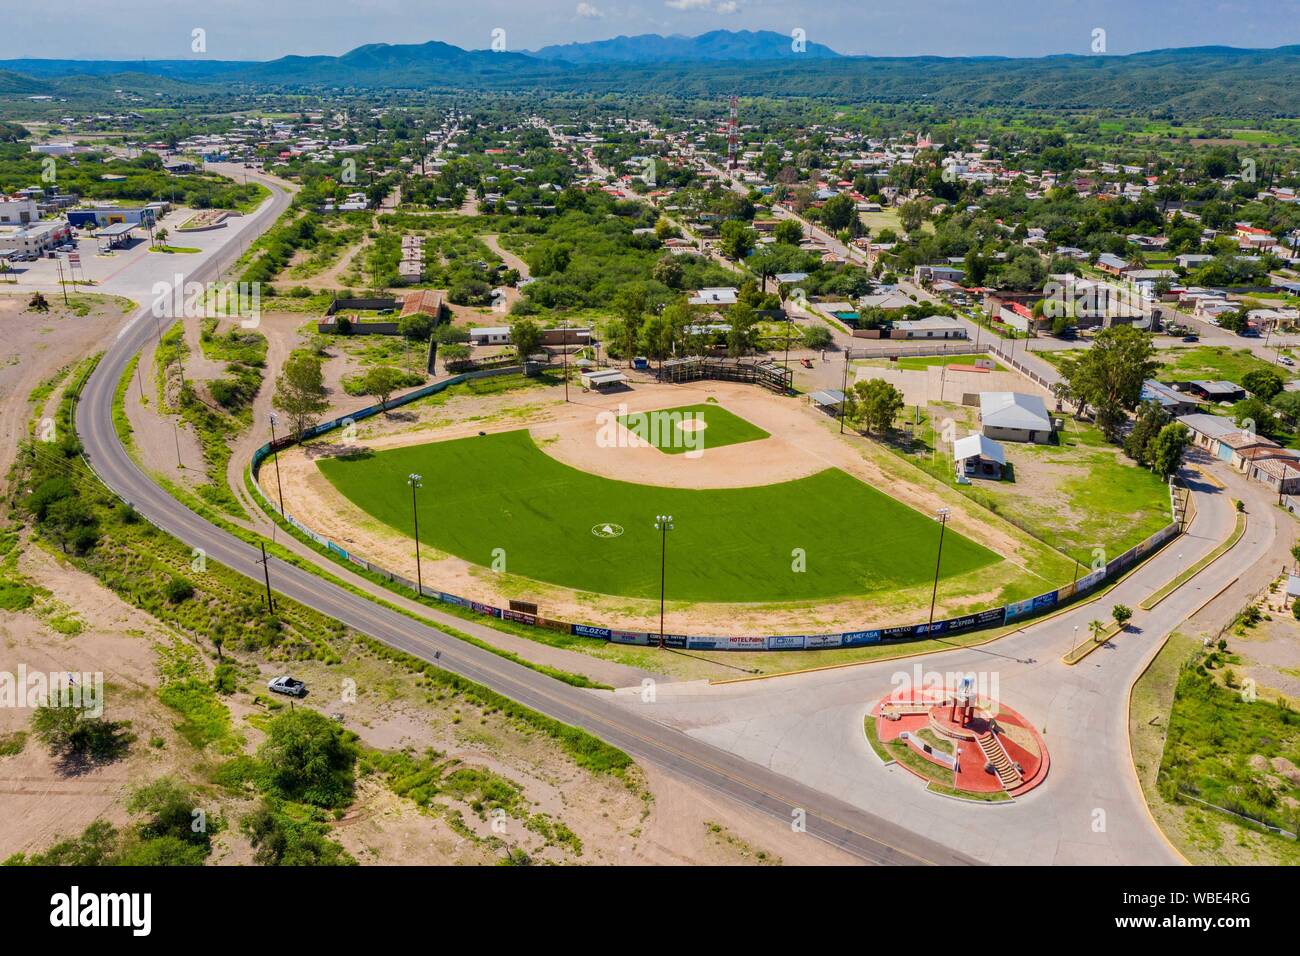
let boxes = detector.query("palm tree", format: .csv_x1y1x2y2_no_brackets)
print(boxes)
1088,619,1108,644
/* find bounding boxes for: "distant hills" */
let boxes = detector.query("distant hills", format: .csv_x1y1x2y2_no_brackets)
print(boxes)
2,33,1299,116
530,29,841,64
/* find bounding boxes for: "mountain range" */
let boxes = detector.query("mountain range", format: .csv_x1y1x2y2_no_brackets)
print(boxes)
2,32,1299,116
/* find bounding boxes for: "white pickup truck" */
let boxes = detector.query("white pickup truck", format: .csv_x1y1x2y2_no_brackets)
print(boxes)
267,676,307,698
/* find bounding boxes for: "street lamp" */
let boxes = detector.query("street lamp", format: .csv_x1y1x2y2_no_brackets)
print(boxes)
654,514,674,649
268,413,286,516
927,508,951,634
408,473,424,595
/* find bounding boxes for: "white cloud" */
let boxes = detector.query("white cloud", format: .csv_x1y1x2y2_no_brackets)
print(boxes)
665,0,744,11
575,2,604,17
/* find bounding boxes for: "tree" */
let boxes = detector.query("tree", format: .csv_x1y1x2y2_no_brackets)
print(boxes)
29,291,50,313
357,365,405,412
639,313,674,370
851,378,904,434
1242,368,1283,401
1232,397,1281,440
802,324,833,350
899,199,930,233
272,352,329,440
773,219,803,245
32,702,133,764
1148,422,1192,479
726,302,757,357
820,194,856,232
439,342,470,367
612,286,648,366
509,318,543,359
257,709,358,809
1059,325,1157,439
1111,604,1133,630
652,254,684,289
241,799,355,866
1088,619,1108,644
398,311,438,341
1123,400,1171,466
1217,309,1250,334
718,220,756,261
154,227,169,248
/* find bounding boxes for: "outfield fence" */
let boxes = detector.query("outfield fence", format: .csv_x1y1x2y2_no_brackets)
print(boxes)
250,368,1184,652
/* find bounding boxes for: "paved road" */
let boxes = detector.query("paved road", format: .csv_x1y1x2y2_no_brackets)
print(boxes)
73,173,978,866
612,458,1273,864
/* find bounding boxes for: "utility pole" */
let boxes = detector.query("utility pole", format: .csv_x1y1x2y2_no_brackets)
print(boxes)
408,473,424,594
269,413,286,516
927,508,951,634
259,541,275,612
654,514,674,649
54,256,69,305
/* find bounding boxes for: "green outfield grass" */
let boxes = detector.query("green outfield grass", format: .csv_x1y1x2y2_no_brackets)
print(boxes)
317,429,1001,603
617,402,769,455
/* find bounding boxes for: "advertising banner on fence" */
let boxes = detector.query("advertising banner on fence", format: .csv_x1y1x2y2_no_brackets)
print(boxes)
1006,590,1059,623
937,606,1006,636
501,609,536,626
766,635,806,650
686,635,767,651
803,633,844,649
439,592,471,609
1106,546,1138,579
572,624,611,640
610,630,651,645
470,602,502,618
1076,567,1106,594
881,623,928,643
841,629,882,646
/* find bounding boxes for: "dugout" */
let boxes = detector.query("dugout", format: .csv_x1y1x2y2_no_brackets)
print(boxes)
660,356,792,393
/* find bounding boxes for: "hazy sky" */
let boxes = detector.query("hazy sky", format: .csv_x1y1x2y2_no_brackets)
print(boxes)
6,0,1300,60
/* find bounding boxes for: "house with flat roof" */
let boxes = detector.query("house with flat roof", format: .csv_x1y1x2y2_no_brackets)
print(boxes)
890,315,966,340
468,326,511,346
1182,380,1247,403
688,287,738,306
979,392,1054,444
1140,379,1201,416
1177,413,1238,458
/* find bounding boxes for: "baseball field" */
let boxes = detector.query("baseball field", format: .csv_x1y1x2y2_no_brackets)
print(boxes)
316,428,1001,603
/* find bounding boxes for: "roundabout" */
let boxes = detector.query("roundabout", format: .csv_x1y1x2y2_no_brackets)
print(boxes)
867,680,1049,801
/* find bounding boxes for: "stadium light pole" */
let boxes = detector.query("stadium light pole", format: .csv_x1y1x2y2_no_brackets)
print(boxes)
839,349,850,434
654,514,674,649
927,508,951,634
408,473,424,595
268,413,286,516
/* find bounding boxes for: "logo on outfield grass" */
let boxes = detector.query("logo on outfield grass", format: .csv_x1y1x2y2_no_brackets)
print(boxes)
591,523,624,538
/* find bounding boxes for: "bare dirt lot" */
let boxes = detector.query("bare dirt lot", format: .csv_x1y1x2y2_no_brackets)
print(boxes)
0,292,135,477
0,536,848,865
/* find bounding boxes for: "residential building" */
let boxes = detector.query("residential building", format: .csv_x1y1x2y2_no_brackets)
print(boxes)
979,392,1055,444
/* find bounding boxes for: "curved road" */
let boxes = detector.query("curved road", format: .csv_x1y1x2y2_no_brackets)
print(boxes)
74,173,976,865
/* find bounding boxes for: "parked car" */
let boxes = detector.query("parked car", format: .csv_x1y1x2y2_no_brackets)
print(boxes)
1280,356,1296,367
1182,334,1199,342
267,676,307,698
